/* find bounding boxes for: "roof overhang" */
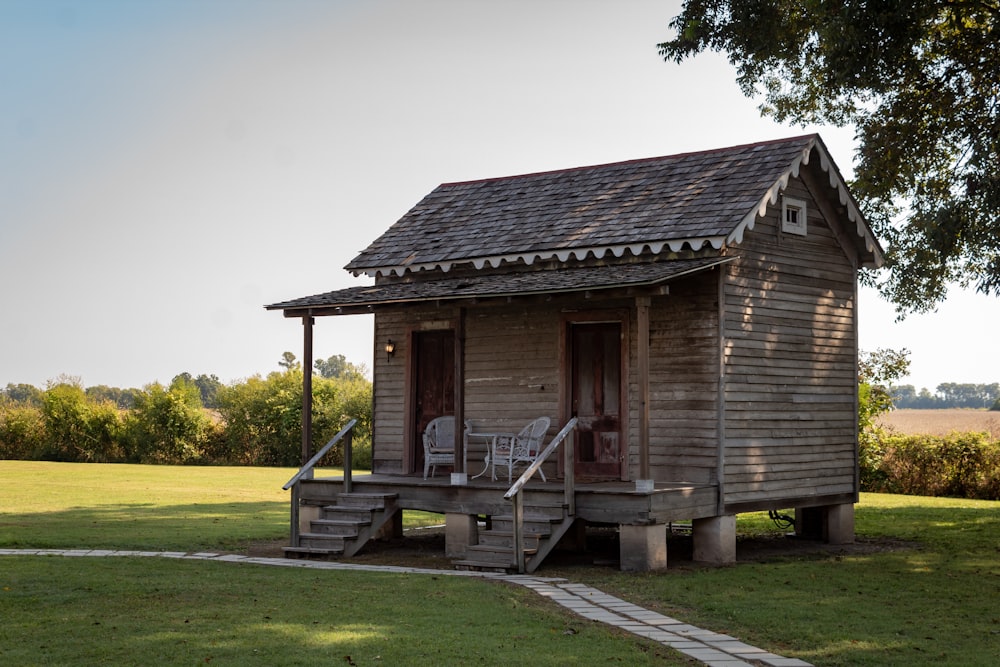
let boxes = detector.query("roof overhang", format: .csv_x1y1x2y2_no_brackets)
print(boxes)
267,256,734,317
727,136,885,269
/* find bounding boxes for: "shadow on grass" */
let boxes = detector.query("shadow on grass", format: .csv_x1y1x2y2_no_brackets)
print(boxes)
0,557,674,666
569,499,1000,666
0,501,289,552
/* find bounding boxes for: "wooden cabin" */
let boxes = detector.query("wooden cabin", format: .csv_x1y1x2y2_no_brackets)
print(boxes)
267,134,884,572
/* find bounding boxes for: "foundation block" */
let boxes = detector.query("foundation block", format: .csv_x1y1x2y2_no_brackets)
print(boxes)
619,523,667,571
692,515,736,564
445,513,478,558
825,503,855,545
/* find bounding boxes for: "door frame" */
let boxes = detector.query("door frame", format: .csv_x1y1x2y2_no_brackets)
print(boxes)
559,309,630,481
403,321,457,475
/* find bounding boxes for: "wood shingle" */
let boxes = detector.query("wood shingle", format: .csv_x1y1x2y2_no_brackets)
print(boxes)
344,134,877,277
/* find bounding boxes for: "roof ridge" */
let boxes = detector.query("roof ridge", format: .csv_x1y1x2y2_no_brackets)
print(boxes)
439,134,818,188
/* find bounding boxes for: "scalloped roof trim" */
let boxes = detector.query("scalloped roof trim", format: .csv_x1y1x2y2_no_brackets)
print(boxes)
354,237,728,278
727,137,884,267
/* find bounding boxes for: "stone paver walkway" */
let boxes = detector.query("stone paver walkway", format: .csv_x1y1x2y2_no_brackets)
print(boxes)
1,549,812,667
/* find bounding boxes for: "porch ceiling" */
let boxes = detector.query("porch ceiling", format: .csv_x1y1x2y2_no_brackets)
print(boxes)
266,256,734,316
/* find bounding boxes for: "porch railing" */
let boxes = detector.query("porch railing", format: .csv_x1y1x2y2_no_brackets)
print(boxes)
503,417,578,573
282,418,357,547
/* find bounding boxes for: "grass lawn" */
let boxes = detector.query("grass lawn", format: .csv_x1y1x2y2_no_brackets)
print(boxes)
0,461,671,666
3,461,1000,665
568,494,1000,666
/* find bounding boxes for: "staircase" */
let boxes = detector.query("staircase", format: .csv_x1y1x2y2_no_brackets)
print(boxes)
453,503,577,573
284,492,399,560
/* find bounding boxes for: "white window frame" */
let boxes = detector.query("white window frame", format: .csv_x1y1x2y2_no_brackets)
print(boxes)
781,196,808,236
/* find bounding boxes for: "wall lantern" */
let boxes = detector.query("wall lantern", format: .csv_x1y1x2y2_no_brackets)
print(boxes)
385,338,396,361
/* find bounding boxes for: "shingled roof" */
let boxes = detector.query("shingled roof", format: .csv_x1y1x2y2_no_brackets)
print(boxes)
345,134,882,277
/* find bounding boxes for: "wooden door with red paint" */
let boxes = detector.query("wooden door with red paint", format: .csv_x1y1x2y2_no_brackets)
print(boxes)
411,330,455,474
571,322,623,480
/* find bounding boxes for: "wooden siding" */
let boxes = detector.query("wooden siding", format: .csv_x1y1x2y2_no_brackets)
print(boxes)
722,174,858,509
372,302,565,476
642,274,720,484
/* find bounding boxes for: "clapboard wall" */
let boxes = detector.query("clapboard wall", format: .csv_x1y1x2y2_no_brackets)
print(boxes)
643,274,721,484
371,280,728,485
371,301,566,476
721,170,859,511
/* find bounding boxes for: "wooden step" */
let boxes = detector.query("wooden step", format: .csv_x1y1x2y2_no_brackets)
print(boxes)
488,515,560,533
453,543,538,572
320,506,378,522
309,519,364,537
477,531,543,549
335,493,397,510
283,545,344,560
298,532,348,551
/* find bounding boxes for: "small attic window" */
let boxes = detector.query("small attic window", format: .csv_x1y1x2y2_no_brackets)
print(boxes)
782,197,808,236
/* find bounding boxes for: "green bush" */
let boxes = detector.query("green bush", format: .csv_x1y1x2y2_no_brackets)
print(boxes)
1,368,372,469
38,383,124,462
214,369,373,468
0,404,45,459
861,429,1000,500
122,379,212,464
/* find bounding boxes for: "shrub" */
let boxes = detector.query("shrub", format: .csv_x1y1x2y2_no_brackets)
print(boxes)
0,404,45,459
123,379,211,464
862,430,1000,500
39,382,124,462
214,369,373,468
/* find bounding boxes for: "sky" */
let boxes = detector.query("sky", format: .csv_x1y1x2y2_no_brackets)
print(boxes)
2,0,997,393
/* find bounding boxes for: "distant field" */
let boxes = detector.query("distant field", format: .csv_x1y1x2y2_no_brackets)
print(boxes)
877,408,1000,438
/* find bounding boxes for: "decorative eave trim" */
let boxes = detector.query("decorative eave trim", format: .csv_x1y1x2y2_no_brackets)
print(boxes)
726,137,885,268
350,237,729,278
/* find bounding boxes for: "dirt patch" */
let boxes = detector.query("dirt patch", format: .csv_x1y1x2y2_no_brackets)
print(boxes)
243,526,917,573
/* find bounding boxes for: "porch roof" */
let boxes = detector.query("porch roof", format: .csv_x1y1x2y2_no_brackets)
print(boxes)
266,255,733,316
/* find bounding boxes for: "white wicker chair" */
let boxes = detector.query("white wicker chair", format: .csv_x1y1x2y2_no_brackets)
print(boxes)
422,416,459,479
490,416,551,482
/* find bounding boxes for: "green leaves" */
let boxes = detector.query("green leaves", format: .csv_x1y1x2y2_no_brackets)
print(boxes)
661,0,1000,313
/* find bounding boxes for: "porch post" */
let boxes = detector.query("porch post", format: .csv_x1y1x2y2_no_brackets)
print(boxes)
301,315,314,467
452,307,468,485
635,297,652,490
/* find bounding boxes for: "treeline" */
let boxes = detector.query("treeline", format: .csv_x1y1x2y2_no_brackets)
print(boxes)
890,383,1000,410
0,354,372,468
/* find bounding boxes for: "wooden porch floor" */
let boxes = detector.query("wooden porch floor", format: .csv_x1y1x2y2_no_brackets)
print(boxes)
299,473,720,526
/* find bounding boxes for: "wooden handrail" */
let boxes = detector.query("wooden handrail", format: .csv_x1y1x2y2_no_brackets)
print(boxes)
283,418,357,490
283,418,357,549
504,417,577,573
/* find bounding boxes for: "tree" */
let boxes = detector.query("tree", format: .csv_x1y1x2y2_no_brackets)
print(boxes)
2,383,43,407
278,351,300,371
85,384,139,409
314,354,348,379
659,1,1000,315
859,347,912,428
173,372,224,409
194,374,224,409
314,354,368,380
857,348,911,489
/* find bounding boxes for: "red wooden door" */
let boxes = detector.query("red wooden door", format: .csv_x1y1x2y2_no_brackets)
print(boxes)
412,330,455,473
571,322,623,480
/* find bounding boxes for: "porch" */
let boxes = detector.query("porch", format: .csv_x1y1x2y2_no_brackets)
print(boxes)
288,472,721,572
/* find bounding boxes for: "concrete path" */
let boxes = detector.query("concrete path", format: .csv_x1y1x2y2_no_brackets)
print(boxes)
1,549,812,667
